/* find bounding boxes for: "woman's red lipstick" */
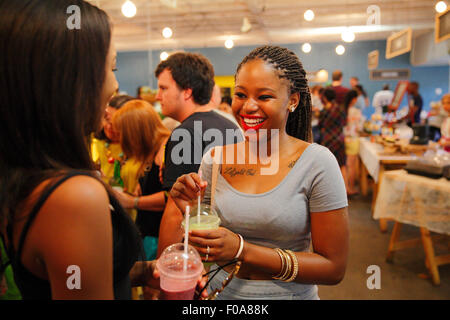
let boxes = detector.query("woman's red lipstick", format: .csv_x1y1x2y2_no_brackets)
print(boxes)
240,114,267,131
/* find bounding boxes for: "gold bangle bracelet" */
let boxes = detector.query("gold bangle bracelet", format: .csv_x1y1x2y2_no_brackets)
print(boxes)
273,248,286,279
284,250,299,282
279,249,292,281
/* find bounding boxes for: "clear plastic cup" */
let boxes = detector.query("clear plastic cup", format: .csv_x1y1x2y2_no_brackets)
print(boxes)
181,204,220,267
156,243,203,300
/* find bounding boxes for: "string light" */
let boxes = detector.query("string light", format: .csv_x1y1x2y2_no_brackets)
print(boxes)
162,27,173,38
225,39,234,49
302,43,312,53
336,45,345,55
160,51,169,61
435,1,447,13
341,29,355,42
304,10,315,21
121,1,136,18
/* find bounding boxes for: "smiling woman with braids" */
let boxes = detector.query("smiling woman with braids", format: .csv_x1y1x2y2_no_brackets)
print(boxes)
166,46,349,300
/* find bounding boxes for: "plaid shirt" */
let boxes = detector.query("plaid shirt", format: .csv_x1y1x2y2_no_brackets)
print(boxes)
319,103,347,166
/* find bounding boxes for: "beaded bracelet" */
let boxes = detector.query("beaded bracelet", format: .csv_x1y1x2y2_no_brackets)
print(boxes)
284,250,299,282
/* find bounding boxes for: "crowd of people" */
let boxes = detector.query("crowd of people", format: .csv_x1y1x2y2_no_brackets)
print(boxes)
0,0,449,301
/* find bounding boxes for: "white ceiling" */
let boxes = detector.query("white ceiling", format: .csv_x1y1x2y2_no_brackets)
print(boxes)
86,0,441,51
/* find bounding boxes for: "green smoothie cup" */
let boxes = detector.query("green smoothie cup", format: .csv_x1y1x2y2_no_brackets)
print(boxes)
181,204,220,267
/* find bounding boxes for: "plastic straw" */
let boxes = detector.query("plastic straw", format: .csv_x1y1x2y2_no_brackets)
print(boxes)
184,205,190,271
197,170,202,225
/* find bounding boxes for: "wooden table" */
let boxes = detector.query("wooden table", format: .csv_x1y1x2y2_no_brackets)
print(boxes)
373,170,450,285
358,137,416,232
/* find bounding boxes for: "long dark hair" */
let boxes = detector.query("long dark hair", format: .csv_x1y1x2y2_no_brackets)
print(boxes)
0,0,109,225
236,46,312,142
344,90,359,111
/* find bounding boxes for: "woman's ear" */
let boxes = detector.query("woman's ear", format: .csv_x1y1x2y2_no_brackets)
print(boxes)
288,92,300,112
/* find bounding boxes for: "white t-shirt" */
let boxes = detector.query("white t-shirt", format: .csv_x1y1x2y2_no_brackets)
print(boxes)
372,90,394,114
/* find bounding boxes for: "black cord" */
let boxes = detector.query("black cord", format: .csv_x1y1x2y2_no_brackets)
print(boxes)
194,259,239,300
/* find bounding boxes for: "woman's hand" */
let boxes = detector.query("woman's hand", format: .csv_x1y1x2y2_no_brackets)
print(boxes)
188,227,241,263
169,173,207,213
137,260,208,300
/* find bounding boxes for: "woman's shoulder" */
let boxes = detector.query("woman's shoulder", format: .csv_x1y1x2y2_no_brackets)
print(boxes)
25,174,110,224
297,143,337,168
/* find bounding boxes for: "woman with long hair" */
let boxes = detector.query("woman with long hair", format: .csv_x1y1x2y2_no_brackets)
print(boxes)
112,100,171,262
164,46,349,300
91,94,134,183
0,0,206,300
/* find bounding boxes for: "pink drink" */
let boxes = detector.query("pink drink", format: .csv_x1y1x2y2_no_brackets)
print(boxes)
160,287,196,300
157,243,203,300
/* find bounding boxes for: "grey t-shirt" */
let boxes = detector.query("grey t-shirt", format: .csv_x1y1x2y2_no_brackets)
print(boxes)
199,143,348,253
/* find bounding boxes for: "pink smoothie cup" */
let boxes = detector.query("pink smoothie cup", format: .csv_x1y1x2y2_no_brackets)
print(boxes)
157,243,203,300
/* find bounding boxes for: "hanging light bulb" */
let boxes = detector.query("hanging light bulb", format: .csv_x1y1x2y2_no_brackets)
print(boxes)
435,1,447,13
160,51,169,61
336,45,345,55
302,43,312,53
225,39,234,49
341,29,355,43
121,1,137,18
162,27,173,38
304,10,315,21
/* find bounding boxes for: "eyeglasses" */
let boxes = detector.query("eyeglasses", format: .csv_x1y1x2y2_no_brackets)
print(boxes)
195,260,242,300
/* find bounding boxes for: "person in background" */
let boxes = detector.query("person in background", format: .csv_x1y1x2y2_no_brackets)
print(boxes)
438,93,450,152
169,45,349,300
210,84,240,126
155,52,243,257
330,70,350,106
372,84,394,115
343,90,363,196
136,86,145,99
111,100,171,261
406,81,423,127
349,76,359,89
354,84,369,110
311,85,324,143
319,88,348,191
219,96,233,115
91,95,134,184
0,239,21,300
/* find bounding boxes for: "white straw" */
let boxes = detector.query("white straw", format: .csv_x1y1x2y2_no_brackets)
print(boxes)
184,205,190,271
197,170,202,225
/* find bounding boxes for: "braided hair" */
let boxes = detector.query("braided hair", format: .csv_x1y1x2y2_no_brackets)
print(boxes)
236,45,312,142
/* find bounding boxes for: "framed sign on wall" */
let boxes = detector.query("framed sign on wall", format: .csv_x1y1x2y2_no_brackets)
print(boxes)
386,28,412,59
435,8,450,43
368,50,379,70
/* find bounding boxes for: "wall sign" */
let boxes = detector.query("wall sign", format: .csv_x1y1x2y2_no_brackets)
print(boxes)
370,69,410,81
386,28,412,59
368,50,379,70
435,8,450,43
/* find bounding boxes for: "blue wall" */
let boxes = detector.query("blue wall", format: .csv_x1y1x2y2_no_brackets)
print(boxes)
117,39,449,118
